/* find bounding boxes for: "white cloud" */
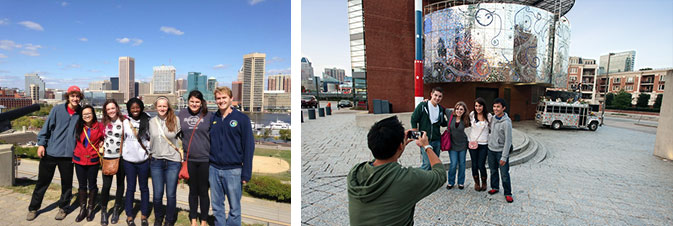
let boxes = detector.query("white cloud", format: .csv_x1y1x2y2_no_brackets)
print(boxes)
88,69,101,73
116,37,130,43
61,2,68,6
0,18,9,25
24,44,42,51
79,37,88,42
18,21,44,31
0,53,7,58
213,64,229,70
249,0,266,5
20,50,40,56
67,64,80,69
160,26,184,35
131,38,143,46
0,40,22,50
116,37,143,46
20,44,42,56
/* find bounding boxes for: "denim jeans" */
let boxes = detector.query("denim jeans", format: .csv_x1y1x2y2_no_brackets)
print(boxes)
448,150,466,185
150,157,181,223
124,159,150,218
209,166,242,226
419,140,441,170
469,144,489,177
487,149,512,196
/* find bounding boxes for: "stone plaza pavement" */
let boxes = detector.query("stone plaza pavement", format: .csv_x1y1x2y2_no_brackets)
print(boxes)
301,110,673,225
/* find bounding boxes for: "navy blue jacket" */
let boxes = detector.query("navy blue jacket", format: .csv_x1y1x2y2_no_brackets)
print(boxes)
209,108,255,182
37,104,80,158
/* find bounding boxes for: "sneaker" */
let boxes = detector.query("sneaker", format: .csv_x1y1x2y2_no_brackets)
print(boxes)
488,189,499,195
26,210,37,221
141,218,149,226
54,208,67,220
506,195,514,203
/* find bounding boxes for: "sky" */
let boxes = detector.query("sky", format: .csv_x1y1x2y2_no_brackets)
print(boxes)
301,0,673,78
0,0,290,90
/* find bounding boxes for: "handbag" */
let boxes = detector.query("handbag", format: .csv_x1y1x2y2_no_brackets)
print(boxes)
440,114,453,151
87,124,121,175
469,121,487,150
179,116,203,180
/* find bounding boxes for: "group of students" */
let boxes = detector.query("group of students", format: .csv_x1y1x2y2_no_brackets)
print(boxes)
26,85,255,226
411,87,513,202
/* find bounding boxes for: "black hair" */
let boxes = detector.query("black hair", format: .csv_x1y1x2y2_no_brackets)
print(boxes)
493,98,507,109
75,105,98,143
126,97,150,141
431,86,443,94
187,89,208,116
367,116,405,160
473,97,490,123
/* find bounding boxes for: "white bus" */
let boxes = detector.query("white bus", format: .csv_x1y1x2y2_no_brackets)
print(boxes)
535,101,602,131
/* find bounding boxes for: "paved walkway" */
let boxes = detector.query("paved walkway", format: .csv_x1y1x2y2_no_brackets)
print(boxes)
301,111,673,225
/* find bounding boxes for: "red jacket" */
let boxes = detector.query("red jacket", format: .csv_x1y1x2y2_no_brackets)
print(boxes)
73,121,104,165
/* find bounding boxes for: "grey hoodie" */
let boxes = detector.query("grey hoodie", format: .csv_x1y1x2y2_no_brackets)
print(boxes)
488,113,513,161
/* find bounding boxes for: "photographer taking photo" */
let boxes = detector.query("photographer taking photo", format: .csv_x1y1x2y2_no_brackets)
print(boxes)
348,116,446,225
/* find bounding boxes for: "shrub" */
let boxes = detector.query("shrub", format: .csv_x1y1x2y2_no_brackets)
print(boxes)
14,145,39,159
654,94,663,109
605,93,615,106
636,93,650,108
244,176,291,203
613,91,632,108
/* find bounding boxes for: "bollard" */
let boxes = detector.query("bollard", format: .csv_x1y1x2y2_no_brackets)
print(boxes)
326,106,332,115
318,108,325,117
308,109,316,119
301,111,304,123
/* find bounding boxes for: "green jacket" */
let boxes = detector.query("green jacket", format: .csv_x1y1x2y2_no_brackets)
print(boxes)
410,101,447,141
348,161,446,225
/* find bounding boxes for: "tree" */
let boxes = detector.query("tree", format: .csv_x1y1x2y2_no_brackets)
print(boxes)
636,93,650,108
605,93,615,107
279,129,291,142
613,90,632,109
262,129,271,142
654,94,663,109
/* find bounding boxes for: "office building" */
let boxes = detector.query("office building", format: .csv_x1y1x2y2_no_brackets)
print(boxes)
24,73,46,100
242,52,265,112
119,56,135,101
186,72,214,102
232,81,242,102
599,51,636,75
207,77,218,94
324,68,346,83
110,77,119,90
138,82,151,96
89,80,111,91
263,90,290,111
29,84,39,103
268,74,291,92
175,78,187,91
301,57,316,92
152,65,176,94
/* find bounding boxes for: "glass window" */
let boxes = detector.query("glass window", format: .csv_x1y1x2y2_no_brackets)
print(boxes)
574,107,580,114
661,75,666,82
547,106,553,112
660,84,665,91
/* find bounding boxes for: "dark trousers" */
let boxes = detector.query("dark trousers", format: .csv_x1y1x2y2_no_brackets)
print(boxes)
487,149,512,196
101,158,126,209
188,161,210,220
75,164,99,191
124,159,150,218
469,144,488,177
28,155,74,211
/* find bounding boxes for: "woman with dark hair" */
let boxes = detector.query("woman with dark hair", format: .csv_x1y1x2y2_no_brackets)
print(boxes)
149,96,182,226
73,105,104,222
468,97,492,191
445,101,471,190
178,90,213,226
100,99,127,225
122,97,151,226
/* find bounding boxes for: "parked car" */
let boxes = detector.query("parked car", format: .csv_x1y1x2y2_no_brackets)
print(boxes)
338,100,353,109
302,95,318,108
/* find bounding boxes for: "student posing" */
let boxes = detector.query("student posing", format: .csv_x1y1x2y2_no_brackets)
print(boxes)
487,98,514,203
445,101,471,190
468,97,492,191
410,87,447,170
123,98,152,226
100,99,127,225
73,105,104,223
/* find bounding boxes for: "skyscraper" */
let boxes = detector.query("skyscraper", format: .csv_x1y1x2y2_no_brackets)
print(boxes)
207,77,218,94
152,65,176,94
232,81,242,102
267,74,291,92
599,51,636,75
24,73,46,100
110,77,119,90
119,56,135,101
29,84,39,103
301,57,316,92
324,67,346,83
242,53,265,112
186,72,214,101
175,78,187,91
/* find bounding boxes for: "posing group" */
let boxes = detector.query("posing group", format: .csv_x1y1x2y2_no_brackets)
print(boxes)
26,85,255,226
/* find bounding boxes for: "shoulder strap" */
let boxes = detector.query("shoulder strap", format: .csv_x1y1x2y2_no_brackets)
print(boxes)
154,117,183,161
185,116,204,163
130,121,150,157
84,127,102,162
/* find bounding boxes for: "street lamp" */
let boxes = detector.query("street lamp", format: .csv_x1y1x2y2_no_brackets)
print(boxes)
601,52,615,126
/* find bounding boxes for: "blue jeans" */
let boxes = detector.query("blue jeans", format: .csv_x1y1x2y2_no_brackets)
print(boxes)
419,140,441,170
150,157,181,223
124,159,150,218
448,150,466,185
209,166,242,226
487,149,512,196
469,144,489,177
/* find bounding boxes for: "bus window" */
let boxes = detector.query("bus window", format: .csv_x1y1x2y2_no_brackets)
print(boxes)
574,107,580,114
560,106,567,114
547,106,553,113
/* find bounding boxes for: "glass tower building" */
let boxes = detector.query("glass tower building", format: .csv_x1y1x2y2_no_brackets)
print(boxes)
599,51,636,75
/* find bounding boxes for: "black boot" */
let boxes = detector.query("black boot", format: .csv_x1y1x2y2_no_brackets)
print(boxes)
100,207,109,226
87,188,98,221
110,203,121,224
75,189,88,222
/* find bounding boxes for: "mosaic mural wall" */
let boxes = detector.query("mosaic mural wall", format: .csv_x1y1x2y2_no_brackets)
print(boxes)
423,3,570,87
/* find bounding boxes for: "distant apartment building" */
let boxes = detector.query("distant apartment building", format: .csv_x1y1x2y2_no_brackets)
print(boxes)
0,88,32,109
301,57,316,92
599,51,636,75
89,80,111,91
242,53,265,112
232,81,242,102
24,73,46,100
263,90,290,111
119,56,135,101
267,74,291,93
596,68,670,106
567,57,599,103
324,67,346,83
29,84,40,103
152,65,176,94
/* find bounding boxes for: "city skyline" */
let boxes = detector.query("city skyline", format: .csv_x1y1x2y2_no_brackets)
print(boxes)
301,0,673,78
0,0,290,90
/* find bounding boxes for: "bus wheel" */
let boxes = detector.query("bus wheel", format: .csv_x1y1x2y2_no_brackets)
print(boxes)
589,122,598,131
552,121,562,130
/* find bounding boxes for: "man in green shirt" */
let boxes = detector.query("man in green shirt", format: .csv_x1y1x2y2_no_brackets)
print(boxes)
348,116,446,225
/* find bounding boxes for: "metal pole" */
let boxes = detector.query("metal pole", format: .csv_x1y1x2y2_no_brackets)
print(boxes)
414,0,424,107
601,53,613,126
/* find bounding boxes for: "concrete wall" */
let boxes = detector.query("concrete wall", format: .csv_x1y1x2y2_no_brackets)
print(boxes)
654,73,673,160
0,144,15,186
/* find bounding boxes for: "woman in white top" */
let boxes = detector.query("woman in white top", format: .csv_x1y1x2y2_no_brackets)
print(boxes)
468,97,493,191
122,97,151,226
100,99,127,225
148,97,182,226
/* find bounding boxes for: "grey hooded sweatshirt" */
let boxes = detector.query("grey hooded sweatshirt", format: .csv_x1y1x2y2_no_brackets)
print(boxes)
347,161,445,225
488,113,513,161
